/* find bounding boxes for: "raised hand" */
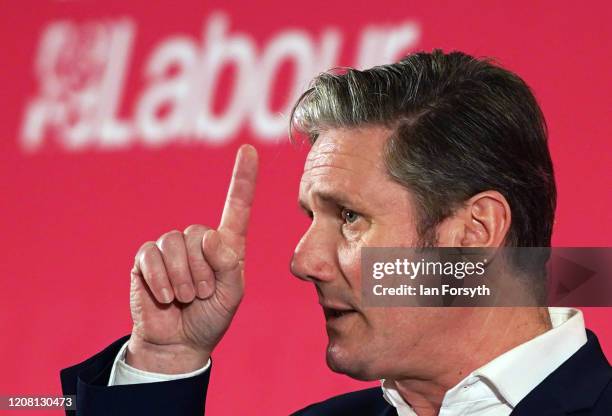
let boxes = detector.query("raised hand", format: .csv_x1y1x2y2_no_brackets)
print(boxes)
126,145,258,374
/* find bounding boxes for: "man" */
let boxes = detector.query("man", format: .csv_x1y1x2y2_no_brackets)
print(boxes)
60,50,612,415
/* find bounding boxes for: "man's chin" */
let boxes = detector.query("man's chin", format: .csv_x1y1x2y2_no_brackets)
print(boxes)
325,341,377,381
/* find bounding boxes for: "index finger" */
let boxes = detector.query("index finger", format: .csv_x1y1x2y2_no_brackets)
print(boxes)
219,144,259,238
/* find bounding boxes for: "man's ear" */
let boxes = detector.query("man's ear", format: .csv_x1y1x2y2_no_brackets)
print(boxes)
436,191,511,247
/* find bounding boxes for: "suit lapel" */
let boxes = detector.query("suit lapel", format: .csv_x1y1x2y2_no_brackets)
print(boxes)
377,405,397,416
511,330,612,416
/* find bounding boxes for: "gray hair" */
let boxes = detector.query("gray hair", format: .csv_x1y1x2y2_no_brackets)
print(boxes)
290,49,556,255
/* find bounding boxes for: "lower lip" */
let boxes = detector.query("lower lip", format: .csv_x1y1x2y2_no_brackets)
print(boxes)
326,311,357,329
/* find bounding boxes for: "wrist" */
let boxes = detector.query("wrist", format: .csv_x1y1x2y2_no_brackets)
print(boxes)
126,336,211,374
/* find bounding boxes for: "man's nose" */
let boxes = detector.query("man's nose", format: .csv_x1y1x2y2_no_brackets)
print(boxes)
290,223,336,283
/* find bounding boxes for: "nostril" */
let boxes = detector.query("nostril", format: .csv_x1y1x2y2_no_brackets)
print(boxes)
290,263,309,282
289,254,318,282
304,274,319,283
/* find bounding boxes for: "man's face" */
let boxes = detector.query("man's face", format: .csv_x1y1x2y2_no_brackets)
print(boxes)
291,126,467,381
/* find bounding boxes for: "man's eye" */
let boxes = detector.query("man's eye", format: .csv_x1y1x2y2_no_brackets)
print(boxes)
341,208,359,224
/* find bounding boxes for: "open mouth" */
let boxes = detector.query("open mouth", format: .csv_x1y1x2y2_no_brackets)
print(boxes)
323,307,356,320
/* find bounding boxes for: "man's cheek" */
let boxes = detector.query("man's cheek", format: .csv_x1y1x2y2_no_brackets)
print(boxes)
338,245,362,292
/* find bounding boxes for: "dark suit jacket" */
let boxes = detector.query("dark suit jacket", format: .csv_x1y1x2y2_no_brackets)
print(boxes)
61,329,612,415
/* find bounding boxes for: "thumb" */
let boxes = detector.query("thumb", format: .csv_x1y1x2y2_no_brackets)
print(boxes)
202,229,243,288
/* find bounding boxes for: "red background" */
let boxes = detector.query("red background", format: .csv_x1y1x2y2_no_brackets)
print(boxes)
1,1,611,415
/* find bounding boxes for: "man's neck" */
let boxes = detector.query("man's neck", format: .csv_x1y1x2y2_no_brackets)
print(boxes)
391,307,552,416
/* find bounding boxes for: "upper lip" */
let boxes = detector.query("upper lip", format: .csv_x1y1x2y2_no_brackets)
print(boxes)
319,300,357,319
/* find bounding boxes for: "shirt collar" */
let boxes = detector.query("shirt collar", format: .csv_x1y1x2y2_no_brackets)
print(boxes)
381,379,418,416
473,307,587,406
381,307,587,412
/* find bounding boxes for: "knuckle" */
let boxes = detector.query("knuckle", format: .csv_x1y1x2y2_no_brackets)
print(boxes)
130,264,141,276
136,241,156,261
183,224,209,236
157,229,183,248
142,243,161,260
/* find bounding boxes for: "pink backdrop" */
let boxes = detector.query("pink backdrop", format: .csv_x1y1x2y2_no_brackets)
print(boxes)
1,1,611,415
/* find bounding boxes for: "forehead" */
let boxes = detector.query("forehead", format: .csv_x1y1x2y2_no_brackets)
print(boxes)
300,126,394,199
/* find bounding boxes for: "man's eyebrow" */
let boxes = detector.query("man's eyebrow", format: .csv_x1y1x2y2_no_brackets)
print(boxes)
318,189,355,207
298,189,356,212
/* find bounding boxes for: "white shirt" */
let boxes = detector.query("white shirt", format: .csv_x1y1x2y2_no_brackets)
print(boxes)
109,307,587,416
108,341,210,385
381,307,587,415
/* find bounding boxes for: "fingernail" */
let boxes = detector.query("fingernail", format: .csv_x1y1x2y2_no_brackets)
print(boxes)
160,288,173,304
197,281,212,299
177,283,195,302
